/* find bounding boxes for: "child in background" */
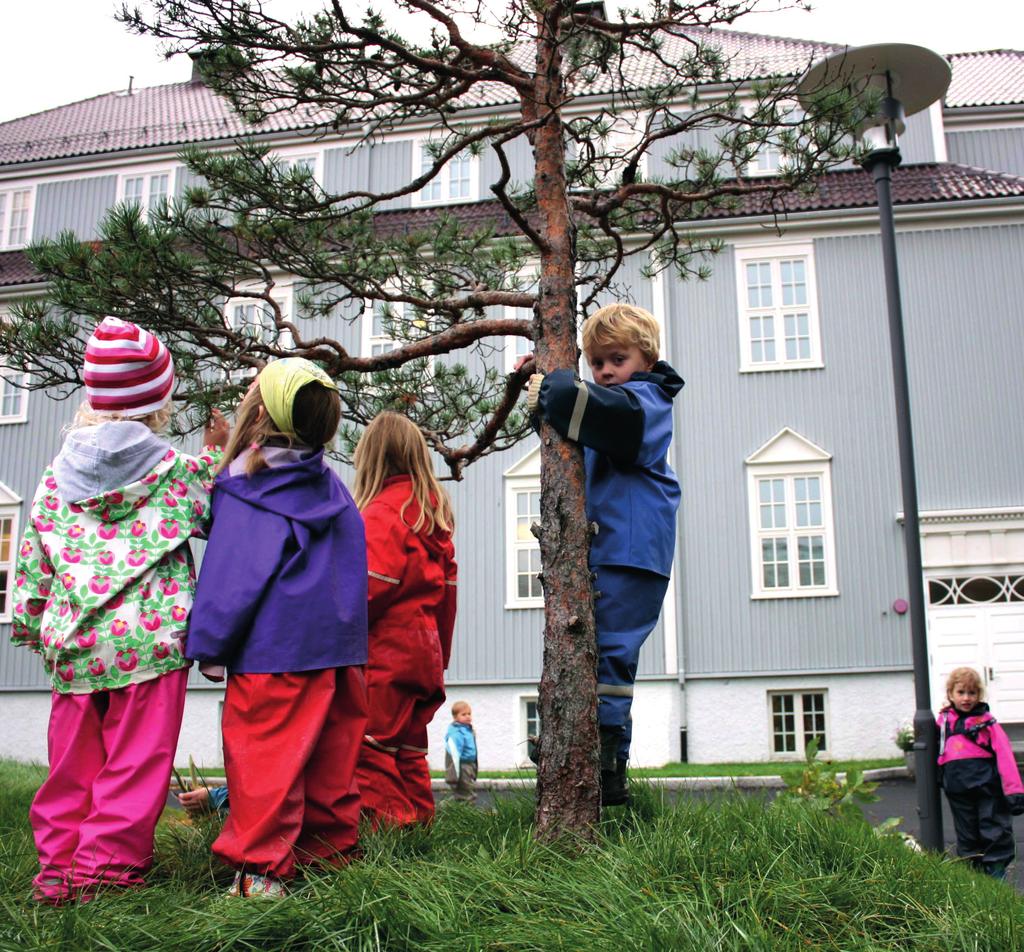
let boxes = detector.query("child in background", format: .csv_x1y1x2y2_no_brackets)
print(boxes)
353,412,457,828
937,666,1024,879
11,317,227,903
444,701,478,804
185,358,368,898
522,303,683,806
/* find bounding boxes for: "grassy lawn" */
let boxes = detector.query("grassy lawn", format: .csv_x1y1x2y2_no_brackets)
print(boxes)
426,758,904,780
2,758,1021,950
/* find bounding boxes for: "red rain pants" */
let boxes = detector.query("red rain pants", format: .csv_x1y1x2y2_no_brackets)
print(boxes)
356,625,444,826
213,666,367,879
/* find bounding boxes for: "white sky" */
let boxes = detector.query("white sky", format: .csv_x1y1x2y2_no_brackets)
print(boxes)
1,0,1020,124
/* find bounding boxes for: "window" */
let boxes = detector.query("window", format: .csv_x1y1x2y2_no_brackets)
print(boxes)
0,484,21,623
746,428,838,599
0,187,33,249
519,695,542,765
363,300,402,357
734,244,822,372
503,270,537,373
0,368,27,424
119,169,173,216
504,446,543,608
224,291,294,381
770,690,828,755
0,307,27,424
412,141,479,205
743,102,803,178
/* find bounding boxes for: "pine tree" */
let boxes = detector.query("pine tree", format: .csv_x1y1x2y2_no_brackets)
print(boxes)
0,0,860,840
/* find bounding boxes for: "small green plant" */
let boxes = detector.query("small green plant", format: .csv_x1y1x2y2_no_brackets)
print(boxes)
894,722,915,752
777,738,880,824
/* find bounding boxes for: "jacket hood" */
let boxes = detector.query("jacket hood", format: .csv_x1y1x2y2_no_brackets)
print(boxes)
52,422,172,505
632,360,685,399
215,449,347,531
380,475,455,559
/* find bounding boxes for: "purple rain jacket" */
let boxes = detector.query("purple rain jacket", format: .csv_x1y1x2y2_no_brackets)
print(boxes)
185,450,368,673
533,361,683,578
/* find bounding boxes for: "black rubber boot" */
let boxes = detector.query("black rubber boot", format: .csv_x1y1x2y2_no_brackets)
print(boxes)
600,727,629,806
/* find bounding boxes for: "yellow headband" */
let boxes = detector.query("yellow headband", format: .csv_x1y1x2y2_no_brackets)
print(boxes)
258,357,338,437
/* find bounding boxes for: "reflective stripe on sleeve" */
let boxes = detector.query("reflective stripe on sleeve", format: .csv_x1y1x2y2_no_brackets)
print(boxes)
567,379,590,442
596,682,634,697
368,570,400,585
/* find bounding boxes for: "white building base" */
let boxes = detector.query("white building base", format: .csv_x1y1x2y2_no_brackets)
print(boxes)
684,671,914,763
426,678,682,771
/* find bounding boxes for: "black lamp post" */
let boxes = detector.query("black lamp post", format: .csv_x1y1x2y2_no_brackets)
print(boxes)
798,45,952,852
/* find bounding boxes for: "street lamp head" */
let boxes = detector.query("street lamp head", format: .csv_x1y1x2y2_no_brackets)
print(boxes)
796,43,951,157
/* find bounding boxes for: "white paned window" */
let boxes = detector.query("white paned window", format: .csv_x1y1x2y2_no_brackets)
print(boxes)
503,270,538,373
504,447,543,608
744,102,803,178
0,500,19,622
225,291,294,381
413,141,479,205
519,695,541,765
769,690,828,756
277,153,319,180
119,169,173,215
363,300,403,357
734,244,822,372
746,428,837,599
0,307,27,424
0,369,27,424
0,187,33,249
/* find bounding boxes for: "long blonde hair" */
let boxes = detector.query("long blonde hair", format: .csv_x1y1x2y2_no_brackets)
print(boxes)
69,400,172,435
353,412,453,535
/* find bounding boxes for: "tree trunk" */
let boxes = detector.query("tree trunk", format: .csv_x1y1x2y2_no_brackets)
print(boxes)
530,4,601,841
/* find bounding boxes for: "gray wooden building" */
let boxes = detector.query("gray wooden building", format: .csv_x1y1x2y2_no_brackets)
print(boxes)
1,33,1022,769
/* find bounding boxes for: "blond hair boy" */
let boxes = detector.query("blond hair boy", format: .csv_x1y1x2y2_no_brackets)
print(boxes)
525,303,683,806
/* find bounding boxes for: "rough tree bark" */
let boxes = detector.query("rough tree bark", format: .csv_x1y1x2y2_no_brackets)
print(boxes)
530,4,600,839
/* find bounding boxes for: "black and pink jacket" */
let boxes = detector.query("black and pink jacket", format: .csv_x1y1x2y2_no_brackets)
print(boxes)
937,703,1024,798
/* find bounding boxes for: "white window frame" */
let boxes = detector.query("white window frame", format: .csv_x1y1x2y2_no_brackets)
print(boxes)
0,482,22,623
589,110,648,188
503,266,538,373
746,428,838,600
0,185,34,250
768,689,829,758
223,285,295,382
273,149,321,183
411,139,480,206
742,100,803,178
517,693,541,767
734,243,823,373
118,167,175,216
0,306,27,424
504,446,543,609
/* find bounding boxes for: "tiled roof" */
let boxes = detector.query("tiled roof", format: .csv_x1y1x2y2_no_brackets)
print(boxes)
3,163,1021,287
945,50,1024,108
0,26,836,167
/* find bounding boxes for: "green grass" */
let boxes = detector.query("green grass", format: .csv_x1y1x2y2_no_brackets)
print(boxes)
423,758,904,780
2,758,1020,950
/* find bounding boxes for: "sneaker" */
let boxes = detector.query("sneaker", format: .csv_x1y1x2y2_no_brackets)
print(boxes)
227,871,287,898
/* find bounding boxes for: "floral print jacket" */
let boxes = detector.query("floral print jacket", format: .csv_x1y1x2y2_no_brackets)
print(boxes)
11,445,220,694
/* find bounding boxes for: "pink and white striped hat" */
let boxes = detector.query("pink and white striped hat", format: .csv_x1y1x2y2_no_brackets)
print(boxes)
83,317,175,416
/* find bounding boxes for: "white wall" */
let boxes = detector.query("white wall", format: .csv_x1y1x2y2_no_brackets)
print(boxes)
685,671,914,763
426,678,682,770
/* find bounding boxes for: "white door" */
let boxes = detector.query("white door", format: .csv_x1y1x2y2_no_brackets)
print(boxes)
927,574,1024,721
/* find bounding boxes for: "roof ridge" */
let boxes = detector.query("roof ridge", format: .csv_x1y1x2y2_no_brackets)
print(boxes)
698,23,842,50
948,49,1024,58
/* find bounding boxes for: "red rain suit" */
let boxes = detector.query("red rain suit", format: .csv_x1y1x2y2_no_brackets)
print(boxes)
355,475,457,825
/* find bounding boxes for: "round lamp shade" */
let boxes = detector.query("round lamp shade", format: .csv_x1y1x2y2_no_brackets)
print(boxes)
797,43,951,118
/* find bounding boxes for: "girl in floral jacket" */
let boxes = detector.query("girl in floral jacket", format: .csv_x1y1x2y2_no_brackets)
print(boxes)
11,317,227,904
353,412,457,827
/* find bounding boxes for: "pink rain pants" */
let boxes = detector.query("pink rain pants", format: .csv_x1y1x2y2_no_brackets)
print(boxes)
29,667,188,901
